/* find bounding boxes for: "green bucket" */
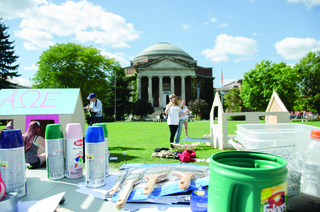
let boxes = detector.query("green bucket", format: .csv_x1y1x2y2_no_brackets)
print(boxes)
208,151,288,212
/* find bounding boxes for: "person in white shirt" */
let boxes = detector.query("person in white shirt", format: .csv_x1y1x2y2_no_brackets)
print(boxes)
175,98,189,143
86,93,103,125
165,94,180,149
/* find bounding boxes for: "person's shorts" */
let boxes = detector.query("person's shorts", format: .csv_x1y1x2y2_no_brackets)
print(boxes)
183,118,188,123
29,157,41,169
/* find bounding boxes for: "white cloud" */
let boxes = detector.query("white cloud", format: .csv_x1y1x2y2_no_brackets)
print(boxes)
234,57,255,63
211,17,217,23
201,34,258,63
253,33,257,36
182,24,190,29
0,0,46,20
219,23,228,27
275,37,320,60
286,0,320,8
13,0,140,50
99,49,130,67
24,64,38,70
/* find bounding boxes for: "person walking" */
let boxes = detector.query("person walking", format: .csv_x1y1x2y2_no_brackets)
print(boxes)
86,93,103,125
165,94,180,149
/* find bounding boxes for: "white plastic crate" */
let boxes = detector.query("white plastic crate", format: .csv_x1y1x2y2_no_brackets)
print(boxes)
235,123,320,150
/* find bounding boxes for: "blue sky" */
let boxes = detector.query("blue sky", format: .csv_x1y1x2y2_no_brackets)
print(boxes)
1,0,320,88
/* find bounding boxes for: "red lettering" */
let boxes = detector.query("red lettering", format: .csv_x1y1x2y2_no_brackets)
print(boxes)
74,140,83,146
40,92,61,108
0,90,18,108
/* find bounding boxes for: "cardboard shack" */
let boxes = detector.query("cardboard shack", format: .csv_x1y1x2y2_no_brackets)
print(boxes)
0,88,85,137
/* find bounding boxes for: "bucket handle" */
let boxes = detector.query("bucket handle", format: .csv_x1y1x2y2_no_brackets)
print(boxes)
228,183,252,212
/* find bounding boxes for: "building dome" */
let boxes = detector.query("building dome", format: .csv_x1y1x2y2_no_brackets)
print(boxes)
132,42,194,62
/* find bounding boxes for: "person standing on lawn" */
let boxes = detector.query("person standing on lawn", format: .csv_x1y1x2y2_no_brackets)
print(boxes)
165,94,180,149
174,97,189,144
181,99,189,138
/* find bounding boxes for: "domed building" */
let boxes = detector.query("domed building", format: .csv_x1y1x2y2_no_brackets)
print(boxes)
125,42,214,111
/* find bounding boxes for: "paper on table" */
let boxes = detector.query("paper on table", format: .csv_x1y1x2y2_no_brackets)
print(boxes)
76,174,119,199
24,192,65,212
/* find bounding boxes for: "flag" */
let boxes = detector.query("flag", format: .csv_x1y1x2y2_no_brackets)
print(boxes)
221,70,223,84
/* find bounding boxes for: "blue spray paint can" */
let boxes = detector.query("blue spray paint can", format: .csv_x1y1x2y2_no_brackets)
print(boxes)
85,126,105,188
0,129,26,198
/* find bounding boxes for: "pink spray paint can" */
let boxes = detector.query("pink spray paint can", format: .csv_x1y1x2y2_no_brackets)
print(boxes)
65,123,83,179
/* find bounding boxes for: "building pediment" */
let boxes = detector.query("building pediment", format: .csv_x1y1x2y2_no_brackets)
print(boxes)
136,56,195,70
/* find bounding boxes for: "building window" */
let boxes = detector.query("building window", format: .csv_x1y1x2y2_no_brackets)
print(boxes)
163,82,170,91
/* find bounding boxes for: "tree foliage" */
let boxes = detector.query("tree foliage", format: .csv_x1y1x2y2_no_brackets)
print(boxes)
188,98,208,117
224,88,243,112
33,42,116,107
294,51,320,113
0,18,20,89
131,99,155,117
240,60,298,111
104,67,136,120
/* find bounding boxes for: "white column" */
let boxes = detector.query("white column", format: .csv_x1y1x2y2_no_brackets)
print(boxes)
137,75,142,99
159,76,163,108
148,76,153,104
181,76,186,100
170,76,175,94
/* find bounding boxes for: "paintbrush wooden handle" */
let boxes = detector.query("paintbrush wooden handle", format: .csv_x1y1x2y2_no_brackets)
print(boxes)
116,180,136,209
143,178,158,195
178,174,196,190
109,181,121,196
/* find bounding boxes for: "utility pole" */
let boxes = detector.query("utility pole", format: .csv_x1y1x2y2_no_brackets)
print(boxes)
114,71,117,122
221,68,223,109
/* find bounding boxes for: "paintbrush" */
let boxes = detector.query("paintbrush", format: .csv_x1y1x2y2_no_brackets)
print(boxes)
173,165,206,190
143,166,171,195
115,168,146,209
103,170,128,199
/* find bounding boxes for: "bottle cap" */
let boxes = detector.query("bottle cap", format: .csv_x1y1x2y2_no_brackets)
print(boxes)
65,123,83,139
92,123,108,138
85,126,104,143
0,129,23,149
311,130,320,140
45,124,64,139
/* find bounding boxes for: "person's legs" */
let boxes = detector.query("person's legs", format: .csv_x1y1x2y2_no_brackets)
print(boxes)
169,125,178,148
174,120,183,144
91,117,102,124
38,153,46,166
183,119,188,137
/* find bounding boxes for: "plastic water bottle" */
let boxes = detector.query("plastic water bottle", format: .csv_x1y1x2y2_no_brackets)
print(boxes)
301,130,320,197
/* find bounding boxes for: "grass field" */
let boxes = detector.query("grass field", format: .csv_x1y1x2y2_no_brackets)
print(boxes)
2,119,320,169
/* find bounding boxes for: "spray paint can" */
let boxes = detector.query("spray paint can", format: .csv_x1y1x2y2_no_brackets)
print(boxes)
0,129,26,198
45,124,65,180
65,123,83,179
93,123,109,177
85,126,105,188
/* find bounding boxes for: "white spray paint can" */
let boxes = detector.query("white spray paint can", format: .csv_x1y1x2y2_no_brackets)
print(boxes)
65,123,83,179
0,129,26,198
45,124,65,180
85,126,105,188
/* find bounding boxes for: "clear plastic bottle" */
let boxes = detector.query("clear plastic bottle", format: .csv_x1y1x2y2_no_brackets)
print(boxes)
301,130,320,197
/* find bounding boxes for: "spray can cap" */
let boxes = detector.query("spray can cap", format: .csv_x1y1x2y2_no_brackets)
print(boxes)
92,123,108,138
85,126,104,143
0,129,23,149
311,130,320,140
45,124,64,139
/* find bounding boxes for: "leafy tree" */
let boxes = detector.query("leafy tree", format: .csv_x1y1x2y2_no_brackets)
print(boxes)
294,51,320,113
131,99,154,118
188,98,208,118
0,18,20,89
224,88,243,112
104,67,136,120
241,60,298,111
33,43,116,107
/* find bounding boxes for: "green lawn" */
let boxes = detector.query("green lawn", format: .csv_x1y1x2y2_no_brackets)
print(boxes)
2,120,320,169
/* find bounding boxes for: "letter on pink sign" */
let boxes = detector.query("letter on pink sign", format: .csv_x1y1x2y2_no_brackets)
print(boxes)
0,90,18,108
40,92,61,107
